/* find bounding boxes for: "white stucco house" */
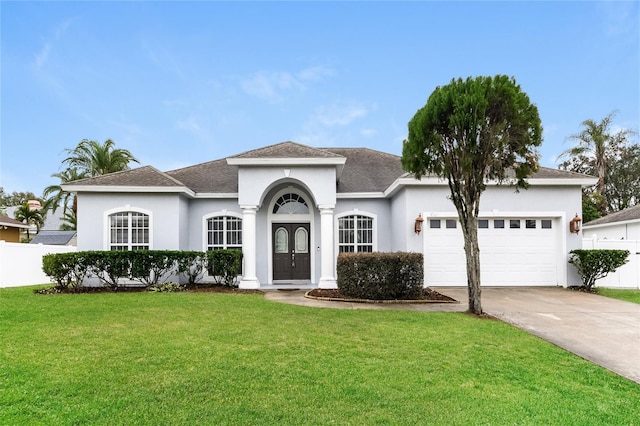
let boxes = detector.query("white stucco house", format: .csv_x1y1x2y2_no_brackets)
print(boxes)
62,141,596,289
582,204,640,241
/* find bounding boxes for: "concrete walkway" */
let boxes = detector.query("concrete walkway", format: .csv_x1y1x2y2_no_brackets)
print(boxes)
263,287,640,384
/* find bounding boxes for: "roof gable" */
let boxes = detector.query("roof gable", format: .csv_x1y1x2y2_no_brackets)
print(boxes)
231,141,344,159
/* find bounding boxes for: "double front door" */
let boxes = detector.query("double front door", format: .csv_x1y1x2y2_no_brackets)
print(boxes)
272,223,310,281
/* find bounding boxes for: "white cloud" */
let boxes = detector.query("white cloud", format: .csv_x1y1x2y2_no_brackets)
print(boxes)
34,18,73,69
240,65,334,102
360,128,377,137
312,102,371,127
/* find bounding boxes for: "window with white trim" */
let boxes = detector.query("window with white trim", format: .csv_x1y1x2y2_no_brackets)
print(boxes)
338,215,373,253
207,216,242,250
109,212,150,251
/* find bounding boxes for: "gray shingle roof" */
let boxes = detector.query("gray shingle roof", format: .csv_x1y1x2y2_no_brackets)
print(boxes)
67,166,186,187
584,204,640,226
64,142,595,195
30,230,77,245
324,148,405,193
166,159,238,193
232,141,344,159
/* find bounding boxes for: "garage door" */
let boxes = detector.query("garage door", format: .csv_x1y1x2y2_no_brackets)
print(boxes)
424,217,559,286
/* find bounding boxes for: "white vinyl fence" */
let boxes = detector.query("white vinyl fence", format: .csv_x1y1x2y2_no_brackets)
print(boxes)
582,237,640,289
0,241,77,288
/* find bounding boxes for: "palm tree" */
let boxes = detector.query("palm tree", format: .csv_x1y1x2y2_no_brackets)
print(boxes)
42,167,87,215
14,203,45,240
59,210,77,231
560,111,636,213
63,139,139,177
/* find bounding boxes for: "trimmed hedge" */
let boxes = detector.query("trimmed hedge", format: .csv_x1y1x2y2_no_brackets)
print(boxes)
568,249,630,291
206,249,243,287
337,252,424,300
42,250,240,290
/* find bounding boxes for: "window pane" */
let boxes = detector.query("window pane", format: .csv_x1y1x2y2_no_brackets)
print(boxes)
446,219,456,229
510,219,521,229
478,219,489,229
275,228,288,253
541,219,552,229
494,220,505,229
430,219,441,229
525,219,536,229
295,228,308,253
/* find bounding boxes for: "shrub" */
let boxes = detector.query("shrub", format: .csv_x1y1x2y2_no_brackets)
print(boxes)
337,252,423,300
568,249,630,291
175,251,206,285
128,250,175,286
207,249,243,287
148,282,186,293
42,253,74,289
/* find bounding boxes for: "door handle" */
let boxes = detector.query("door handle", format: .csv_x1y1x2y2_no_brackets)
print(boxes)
291,252,295,268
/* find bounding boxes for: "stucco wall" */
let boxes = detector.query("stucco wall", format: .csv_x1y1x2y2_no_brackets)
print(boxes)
76,192,185,250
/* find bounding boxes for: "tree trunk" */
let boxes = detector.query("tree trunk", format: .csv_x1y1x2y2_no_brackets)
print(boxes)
461,216,483,314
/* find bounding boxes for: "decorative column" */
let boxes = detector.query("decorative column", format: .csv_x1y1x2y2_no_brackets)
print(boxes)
318,205,337,289
239,206,259,289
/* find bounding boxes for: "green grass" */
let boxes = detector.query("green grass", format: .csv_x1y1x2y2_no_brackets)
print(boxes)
1,286,639,425
597,287,640,304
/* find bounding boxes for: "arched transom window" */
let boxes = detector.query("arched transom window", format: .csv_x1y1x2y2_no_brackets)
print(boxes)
272,193,309,214
207,216,242,250
109,212,150,251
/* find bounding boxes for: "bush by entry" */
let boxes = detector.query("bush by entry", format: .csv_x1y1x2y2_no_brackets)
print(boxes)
337,252,423,300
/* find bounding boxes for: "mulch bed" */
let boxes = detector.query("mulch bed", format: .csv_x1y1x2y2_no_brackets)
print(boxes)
306,287,458,304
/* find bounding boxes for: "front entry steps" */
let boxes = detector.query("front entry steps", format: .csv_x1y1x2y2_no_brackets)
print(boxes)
262,283,316,290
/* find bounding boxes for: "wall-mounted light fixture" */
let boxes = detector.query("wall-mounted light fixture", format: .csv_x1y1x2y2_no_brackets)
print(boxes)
569,213,582,234
414,214,424,234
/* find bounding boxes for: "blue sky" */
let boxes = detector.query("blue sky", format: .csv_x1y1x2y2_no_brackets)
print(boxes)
1,1,638,195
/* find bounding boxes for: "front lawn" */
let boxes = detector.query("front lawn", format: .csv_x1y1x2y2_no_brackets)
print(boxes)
1,286,639,425
597,287,640,304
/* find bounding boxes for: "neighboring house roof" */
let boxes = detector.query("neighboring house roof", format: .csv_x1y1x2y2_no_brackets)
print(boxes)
584,204,640,227
30,230,77,245
5,206,69,231
0,214,30,229
60,141,597,196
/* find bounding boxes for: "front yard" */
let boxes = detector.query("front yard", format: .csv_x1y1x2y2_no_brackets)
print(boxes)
1,286,638,425
597,287,640,304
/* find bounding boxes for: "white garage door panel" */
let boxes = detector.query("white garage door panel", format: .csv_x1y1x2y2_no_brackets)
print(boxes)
425,218,558,286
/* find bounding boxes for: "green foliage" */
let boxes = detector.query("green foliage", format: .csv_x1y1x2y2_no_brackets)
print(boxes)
174,251,207,285
402,75,542,314
337,252,423,300
568,249,630,291
42,250,211,290
207,249,243,287
148,282,186,293
597,288,640,304
63,138,139,177
2,286,640,424
13,203,45,239
128,250,175,286
0,189,38,207
581,193,602,223
558,111,638,215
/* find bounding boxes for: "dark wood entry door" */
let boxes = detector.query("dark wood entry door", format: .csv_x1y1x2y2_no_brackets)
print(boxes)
273,223,310,281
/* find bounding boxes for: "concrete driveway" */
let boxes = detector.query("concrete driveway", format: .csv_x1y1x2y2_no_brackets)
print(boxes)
437,287,640,384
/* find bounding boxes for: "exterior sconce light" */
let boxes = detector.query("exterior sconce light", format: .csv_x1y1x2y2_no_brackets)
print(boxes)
414,214,424,234
569,213,582,234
